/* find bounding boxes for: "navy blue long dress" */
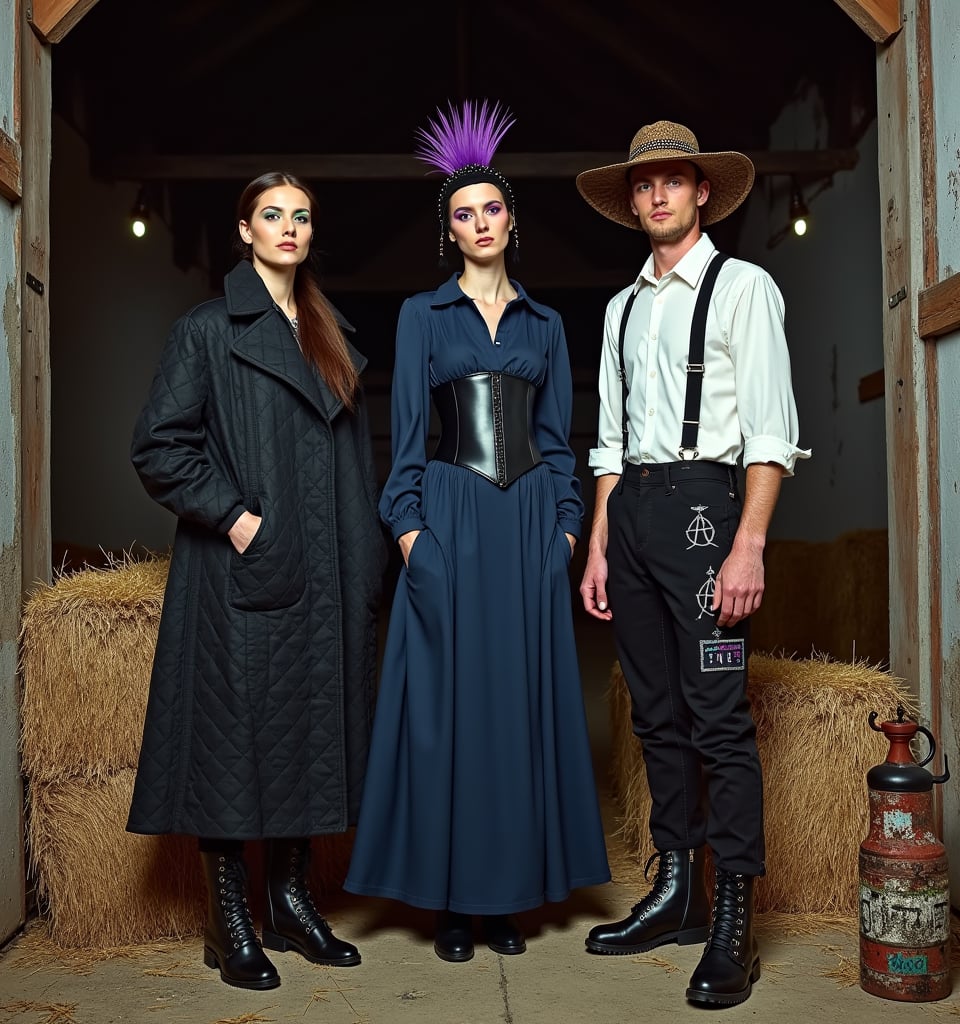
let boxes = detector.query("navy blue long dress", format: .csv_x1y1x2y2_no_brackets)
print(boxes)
344,274,610,915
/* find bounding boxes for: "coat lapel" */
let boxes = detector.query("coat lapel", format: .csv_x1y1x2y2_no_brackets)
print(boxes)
224,260,364,420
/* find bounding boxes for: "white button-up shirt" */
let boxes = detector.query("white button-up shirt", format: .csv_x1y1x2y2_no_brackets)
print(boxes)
588,233,811,476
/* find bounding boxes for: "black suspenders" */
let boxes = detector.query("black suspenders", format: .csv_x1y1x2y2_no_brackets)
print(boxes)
617,251,730,464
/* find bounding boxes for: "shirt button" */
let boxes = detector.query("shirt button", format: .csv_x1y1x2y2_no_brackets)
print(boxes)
650,332,657,340
649,370,657,379
648,408,655,417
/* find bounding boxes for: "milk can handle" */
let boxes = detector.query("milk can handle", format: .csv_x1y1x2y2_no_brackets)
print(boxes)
914,725,936,768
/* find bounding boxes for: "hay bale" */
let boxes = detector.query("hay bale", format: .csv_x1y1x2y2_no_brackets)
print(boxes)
20,554,357,950
27,770,358,950
608,653,917,915
751,539,823,657
19,555,169,783
752,530,889,665
27,771,206,948
818,529,889,666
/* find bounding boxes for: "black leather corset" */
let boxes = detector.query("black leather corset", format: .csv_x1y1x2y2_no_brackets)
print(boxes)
431,372,543,488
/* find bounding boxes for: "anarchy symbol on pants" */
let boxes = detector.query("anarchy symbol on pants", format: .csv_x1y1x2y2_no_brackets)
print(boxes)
696,566,717,620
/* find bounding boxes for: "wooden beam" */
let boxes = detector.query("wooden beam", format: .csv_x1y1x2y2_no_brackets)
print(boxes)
27,0,100,43
21,19,52,592
918,271,960,340
858,368,885,402
102,149,860,182
876,13,919,697
0,129,22,201
833,0,902,43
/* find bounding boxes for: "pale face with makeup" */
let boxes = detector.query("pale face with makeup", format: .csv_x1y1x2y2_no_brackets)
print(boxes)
447,182,513,263
238,185,313,274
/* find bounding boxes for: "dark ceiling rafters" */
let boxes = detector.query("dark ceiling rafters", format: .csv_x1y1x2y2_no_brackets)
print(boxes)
52,0,878,289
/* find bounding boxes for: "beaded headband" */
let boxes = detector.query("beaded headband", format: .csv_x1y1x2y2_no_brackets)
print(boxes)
414,99,519,263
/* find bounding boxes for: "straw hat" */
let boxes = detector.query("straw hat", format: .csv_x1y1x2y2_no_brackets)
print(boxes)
576,120,755,229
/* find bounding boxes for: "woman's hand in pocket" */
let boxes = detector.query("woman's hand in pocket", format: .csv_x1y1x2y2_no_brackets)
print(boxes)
398,530,421,568
228,510,262,554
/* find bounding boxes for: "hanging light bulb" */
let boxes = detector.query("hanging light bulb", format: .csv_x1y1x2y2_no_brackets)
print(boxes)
790,179,810,237
130,188,150,238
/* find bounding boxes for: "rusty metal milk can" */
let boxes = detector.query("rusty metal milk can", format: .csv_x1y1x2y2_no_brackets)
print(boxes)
859,705,951,1001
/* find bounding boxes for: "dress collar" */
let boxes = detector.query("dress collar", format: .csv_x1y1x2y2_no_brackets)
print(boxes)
430,272,551,320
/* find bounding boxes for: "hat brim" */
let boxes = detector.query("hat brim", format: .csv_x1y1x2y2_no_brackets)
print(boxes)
576,150,755,229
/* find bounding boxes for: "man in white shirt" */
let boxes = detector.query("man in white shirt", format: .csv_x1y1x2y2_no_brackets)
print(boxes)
575,121,810,1008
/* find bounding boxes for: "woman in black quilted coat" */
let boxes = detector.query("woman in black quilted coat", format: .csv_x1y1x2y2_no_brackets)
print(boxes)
127,172,386,990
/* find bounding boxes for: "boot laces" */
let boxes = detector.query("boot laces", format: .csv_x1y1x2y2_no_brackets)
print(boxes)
284,846,329,933
216,858,257,948
706,872,746,956
630,851,675,918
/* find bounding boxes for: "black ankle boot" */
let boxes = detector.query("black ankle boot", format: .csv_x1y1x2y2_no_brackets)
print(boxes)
686,871,760,1006
262,837,361,966
482,914,526,955
434,910,474,962
585,847,710,955
200,850,280,990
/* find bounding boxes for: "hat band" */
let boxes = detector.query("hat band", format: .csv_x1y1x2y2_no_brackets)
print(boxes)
629,137,698,160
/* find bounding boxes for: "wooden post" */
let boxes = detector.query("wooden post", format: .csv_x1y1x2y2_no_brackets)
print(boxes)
21,9,52,593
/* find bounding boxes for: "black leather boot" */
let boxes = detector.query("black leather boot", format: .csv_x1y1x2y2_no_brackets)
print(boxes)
482,914,526,955
262,837,361,966
200,850,280,990
686,871,760,1006
434,910,475,962
585,847,710,955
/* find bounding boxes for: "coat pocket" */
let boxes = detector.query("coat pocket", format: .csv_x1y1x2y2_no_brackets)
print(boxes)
227,500,307,611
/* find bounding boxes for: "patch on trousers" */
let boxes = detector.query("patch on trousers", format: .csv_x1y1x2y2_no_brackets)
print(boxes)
699,637,746,672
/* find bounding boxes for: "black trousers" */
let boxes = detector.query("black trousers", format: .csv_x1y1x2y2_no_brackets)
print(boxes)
606,461,765,876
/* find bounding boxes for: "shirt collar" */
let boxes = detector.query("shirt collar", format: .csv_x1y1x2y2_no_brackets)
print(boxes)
633,232,717,293
430,272,551,320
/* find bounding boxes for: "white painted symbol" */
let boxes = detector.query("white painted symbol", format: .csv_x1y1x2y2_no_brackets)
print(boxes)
712,628,722,640
696,566,717,620
686,505,718,549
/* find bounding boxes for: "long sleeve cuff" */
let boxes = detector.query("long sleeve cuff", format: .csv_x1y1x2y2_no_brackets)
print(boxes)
390,515,425,541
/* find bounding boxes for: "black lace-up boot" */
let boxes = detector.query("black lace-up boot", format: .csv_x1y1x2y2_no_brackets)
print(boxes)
200,850,280,990
262,837,361,966
585,847,710,955
686,871,760,1006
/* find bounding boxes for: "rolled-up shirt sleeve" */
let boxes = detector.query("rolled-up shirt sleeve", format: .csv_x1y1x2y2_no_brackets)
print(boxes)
588,289,631,476
729,270,811,477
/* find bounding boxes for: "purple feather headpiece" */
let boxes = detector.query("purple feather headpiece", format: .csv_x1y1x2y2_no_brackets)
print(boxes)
414,99,515,176
414,99,520,265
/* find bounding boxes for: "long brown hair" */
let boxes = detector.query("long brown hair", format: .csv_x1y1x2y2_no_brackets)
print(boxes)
235,171,359,409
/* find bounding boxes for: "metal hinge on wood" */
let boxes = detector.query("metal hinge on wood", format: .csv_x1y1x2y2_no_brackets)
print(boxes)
887,285,907,309
25,272,44,296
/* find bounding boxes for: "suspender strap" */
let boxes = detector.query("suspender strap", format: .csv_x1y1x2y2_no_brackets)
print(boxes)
679,251,729,460
616,251,730,465
617,288,639,465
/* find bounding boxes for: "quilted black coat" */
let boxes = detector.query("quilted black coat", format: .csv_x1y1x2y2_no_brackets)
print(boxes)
126,259,387,839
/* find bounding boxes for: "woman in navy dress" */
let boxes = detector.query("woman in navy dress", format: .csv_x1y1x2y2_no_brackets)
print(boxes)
344,100,610,961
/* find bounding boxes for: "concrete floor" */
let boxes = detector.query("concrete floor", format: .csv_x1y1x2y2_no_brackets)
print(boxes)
2,614,957,1022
